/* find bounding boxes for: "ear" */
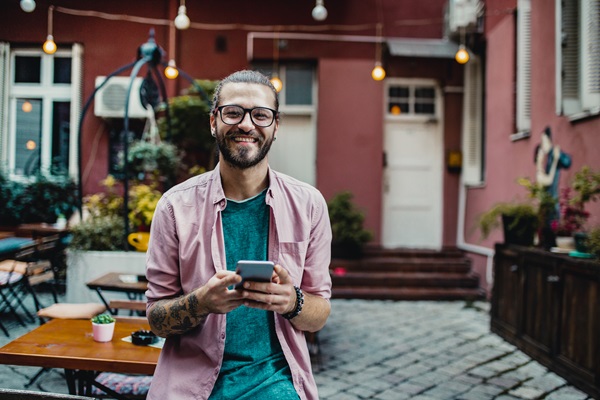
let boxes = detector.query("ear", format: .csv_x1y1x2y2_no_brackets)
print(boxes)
272,118,279,137
210,113,217,132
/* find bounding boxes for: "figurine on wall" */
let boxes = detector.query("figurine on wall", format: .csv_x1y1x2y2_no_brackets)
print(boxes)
534,126,572,248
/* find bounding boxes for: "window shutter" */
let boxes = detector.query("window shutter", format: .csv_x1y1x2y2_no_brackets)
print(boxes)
0,42,9,166
461,56,483,186
581,0,600,112
69,43,83,179
561,0,581,114
516,0,531,132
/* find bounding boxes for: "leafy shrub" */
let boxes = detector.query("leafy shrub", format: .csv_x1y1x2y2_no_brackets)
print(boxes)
327,191,373,247
69,215,127,251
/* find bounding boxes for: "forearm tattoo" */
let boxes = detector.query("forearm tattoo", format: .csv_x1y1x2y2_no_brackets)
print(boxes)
149,292,207,337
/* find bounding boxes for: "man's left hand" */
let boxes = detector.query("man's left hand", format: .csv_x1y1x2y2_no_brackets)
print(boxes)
240,264,296,315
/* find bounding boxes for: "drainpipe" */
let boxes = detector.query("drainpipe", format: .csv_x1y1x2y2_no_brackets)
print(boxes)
456,176,495,285
247,31,384,61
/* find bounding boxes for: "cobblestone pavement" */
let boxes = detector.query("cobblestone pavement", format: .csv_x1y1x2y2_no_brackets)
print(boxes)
0,293,595,399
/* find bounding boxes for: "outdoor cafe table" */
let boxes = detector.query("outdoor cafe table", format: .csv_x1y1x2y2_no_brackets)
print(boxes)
86,272,148,312
0,317,159,398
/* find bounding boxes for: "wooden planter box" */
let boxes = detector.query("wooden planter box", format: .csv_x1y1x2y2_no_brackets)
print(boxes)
491,244,600,398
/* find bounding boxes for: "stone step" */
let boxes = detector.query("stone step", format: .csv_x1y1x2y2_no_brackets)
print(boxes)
331,257,472,273
361,246,466,259
331,286,486,301
331,271,480,288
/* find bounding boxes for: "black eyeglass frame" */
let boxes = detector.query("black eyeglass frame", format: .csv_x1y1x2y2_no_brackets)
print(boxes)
215,105,279,128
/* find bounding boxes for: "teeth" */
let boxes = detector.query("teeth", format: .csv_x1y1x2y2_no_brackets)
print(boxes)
233,137,256,142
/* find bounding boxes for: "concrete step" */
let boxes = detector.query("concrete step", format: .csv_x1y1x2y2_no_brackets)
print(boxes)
331,257,472,273
331,271,480,288
332,286,486,301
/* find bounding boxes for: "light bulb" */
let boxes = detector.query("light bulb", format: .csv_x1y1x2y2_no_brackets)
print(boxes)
22,101,33,113
270,76,283,93
43,35,57,54
312,1,328,21
165,59,179,79
174,5,191,30
371,63,386,81
20,0,36,12
455,45,469,64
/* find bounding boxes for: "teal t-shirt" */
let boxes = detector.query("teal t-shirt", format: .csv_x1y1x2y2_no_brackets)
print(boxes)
209,190,298,400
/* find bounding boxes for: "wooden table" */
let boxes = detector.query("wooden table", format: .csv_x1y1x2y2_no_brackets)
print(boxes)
16,223,70,238
0,317,159,397
86,273,148,312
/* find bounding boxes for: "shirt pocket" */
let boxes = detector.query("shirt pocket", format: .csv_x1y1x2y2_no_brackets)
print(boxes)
278,240,309,283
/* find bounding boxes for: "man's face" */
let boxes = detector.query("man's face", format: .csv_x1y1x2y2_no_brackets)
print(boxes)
210,82,279,170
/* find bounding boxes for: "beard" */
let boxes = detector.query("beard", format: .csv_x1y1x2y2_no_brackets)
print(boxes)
216,130,275,169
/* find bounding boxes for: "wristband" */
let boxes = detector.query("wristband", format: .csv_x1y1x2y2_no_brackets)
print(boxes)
282,285,304,320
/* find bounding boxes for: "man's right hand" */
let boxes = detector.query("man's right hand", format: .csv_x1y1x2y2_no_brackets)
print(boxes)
195,270,245,314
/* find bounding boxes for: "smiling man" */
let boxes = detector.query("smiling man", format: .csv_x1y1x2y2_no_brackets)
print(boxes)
145,70,332,400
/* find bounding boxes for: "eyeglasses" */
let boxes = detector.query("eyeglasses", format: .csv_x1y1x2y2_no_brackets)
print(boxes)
215,105,278,128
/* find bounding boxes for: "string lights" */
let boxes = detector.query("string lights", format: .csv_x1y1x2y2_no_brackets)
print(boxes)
312,0,328,22
43,6,57,55
371,23,386,81
455,27,470,64
164,24,179,79
269,36,283,93
174,0,190,30
20,0,36,13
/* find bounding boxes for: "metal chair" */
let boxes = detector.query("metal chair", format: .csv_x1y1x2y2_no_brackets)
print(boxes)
0,388,95,399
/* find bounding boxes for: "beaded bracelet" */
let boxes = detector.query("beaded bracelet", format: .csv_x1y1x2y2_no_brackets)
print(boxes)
282,285,304,320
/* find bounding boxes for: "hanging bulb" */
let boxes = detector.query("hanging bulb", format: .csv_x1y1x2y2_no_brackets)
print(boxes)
43,35,57,54
312,0,328,21
22,101,33,113
165,59,179,79
174,5,191,30
20,0,36,12
371,62,386,81
455,45,470,64
270,76,283,93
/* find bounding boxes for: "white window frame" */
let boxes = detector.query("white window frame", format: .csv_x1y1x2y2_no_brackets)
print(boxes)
515,0,531,136
3,43,82,180
384,80,440,122
555,0,600,120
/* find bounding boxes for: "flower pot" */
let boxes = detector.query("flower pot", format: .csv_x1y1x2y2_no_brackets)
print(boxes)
502,214,537,246
573,232,590,253
555,236,575,250
92,321,115,342
128,232,150,252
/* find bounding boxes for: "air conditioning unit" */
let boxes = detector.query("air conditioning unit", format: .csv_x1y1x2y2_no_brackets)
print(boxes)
447,0,480,34
94,76,148,119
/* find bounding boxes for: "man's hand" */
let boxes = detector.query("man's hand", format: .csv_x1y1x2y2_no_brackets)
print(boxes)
240,264,330,332
148,270,245,337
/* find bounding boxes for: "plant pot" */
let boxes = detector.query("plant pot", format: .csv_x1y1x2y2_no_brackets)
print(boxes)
573,232,590,253
92,321,115,342
555,236,575,250
502,214,537,246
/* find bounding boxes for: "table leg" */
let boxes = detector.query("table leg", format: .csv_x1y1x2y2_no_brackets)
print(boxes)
94,288,112,314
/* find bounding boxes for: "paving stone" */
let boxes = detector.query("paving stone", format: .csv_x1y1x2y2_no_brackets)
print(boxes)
525,372,567,392
487,376,521,390
508,385,546,399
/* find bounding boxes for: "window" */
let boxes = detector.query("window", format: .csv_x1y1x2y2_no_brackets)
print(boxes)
252,63,315,112
556,0,600,119
0,43,82,178
386,84,436,117
515,0,531,136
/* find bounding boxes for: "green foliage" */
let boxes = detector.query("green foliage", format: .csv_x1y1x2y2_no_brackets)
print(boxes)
585,227,600,259
157,80,217,155
69,215,127,251
327,191,373,246
91,313,115,324
571,166,600,205
0,171,77,225
127,141,181,183
477,202,539,239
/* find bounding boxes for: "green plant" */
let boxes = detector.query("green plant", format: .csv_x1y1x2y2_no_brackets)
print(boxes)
0,171,77,225
69,215,127,251
127,140,181,183
91,313,115,324
327,191,373,247
571,166,600,205
477,202,539,239
585,227,600,259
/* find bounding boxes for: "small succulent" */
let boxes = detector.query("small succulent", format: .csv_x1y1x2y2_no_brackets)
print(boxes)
91,314,116,324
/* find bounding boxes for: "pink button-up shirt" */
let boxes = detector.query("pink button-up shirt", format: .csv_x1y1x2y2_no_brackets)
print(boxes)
145,164,332,400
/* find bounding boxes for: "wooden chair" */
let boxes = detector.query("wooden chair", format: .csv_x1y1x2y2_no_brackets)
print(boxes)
0,388,95,400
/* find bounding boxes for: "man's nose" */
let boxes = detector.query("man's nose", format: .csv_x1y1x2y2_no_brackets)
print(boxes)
238,111,255,131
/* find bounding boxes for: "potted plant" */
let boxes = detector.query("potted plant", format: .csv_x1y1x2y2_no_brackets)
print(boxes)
569,166,600,252
477,178,550,246
91,313,116,342
327,191,373,259
584,226,600,259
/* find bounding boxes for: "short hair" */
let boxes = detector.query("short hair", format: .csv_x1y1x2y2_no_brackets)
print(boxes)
211,70,279,113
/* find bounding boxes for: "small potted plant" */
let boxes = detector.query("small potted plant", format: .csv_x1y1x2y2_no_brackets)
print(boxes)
327,191,373,259
91,313,116,342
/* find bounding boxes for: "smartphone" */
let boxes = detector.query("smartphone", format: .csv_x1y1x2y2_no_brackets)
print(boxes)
234,260,275,289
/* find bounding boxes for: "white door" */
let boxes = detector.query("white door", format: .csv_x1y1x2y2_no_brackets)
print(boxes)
268,114,316,186
381,80,443,249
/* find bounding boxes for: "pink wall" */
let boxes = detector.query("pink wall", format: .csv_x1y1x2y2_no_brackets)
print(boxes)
317,59,384,243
